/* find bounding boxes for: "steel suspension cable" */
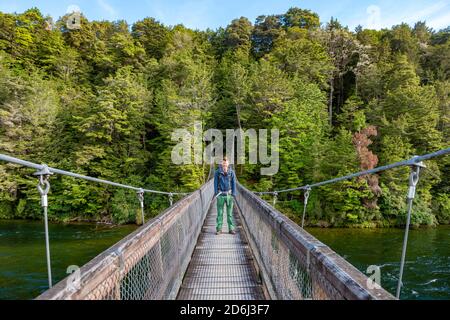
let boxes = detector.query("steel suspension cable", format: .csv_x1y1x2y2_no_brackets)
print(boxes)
254,148,450,195
0,153,191,196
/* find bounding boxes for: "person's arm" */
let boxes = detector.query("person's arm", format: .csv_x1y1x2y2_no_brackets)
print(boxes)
231,170,236,196
214,170,219,196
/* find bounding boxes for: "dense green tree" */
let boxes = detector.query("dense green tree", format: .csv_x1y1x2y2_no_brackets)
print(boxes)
214,51,251,129
268,27,333,87
247,59,294,124
413,21,432,45
0,53,61,218
223,17,253,53
131,18,171,60
74,74,143,184
251,14,284,58
283,7,320,29
421,40,450,81
0,7,448,227
431,26,450,45
320,20,364,124
384,23,419,64
269,81,329,190
386,53,420,90
150,28,215,191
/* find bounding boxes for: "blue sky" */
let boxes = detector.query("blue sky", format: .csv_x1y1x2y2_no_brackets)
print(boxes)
0,0,449,31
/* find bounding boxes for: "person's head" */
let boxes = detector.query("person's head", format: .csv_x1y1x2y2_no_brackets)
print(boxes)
222,157,229,173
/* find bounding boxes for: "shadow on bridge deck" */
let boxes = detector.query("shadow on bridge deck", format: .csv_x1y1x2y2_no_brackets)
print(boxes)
177,200,267,300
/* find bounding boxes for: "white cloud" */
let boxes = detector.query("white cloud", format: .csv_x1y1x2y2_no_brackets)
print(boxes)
402,1,449,23
66,5,82,14
366,5,381,29
427,11,450,29
97,0,118,20
348,1,450,30
383,0,450,30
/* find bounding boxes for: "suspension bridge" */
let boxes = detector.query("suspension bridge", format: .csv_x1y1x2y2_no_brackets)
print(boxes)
0,147,449,300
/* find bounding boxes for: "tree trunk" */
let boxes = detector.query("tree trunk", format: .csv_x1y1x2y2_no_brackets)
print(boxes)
236,104,242,129
329,78,334,126
339,74,344,113
236,104,244,176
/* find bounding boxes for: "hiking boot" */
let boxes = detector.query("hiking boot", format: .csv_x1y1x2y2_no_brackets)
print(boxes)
229,229,236,235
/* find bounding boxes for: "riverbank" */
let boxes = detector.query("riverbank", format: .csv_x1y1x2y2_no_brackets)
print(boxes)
1,211,449,229
0,216,142,227
279,205,450,229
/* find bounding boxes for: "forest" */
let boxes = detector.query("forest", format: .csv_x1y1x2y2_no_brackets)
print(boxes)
0,7,448,227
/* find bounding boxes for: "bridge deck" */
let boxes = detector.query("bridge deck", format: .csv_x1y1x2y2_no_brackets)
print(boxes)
177,199,266,300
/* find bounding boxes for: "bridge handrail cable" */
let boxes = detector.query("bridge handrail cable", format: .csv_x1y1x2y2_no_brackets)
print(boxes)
0,153,190,196
254,147,450,195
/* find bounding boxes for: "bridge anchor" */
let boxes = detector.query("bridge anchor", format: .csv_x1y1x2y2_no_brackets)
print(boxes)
396,157,426,299
34,164,53,289
137,188,145,225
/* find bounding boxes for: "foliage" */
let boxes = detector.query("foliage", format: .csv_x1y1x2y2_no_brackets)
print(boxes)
0,7,448,227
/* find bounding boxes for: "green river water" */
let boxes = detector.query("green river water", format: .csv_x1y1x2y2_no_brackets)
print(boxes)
0,220,448,299
306,226,450,300
0,220,137,300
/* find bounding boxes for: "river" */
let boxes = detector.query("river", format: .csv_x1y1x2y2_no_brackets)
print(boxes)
0,220,137,300
0,220,448,299
306,226,450,300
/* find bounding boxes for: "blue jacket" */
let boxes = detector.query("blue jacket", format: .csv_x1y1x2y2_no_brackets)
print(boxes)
214,166,236,196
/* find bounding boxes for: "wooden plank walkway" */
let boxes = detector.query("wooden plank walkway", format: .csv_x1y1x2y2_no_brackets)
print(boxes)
177,198,266,300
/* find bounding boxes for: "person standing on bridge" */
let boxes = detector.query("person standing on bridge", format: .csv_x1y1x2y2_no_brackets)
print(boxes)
214,157,236,235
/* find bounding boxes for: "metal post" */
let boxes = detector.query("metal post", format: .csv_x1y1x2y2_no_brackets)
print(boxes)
137,188,145,225
273,192,278,207
169,193,173,207
113,248,124,299
34,164,53,288
302,186,311,228
396,159,425,299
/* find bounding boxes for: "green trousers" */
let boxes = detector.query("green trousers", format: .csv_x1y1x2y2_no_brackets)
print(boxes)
216,194,235,232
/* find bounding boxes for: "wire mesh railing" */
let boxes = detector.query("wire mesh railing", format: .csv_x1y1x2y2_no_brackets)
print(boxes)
3,147,448,300
35,180,214,300
235,183,395,300
242,147,450,299
0,153,193,288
